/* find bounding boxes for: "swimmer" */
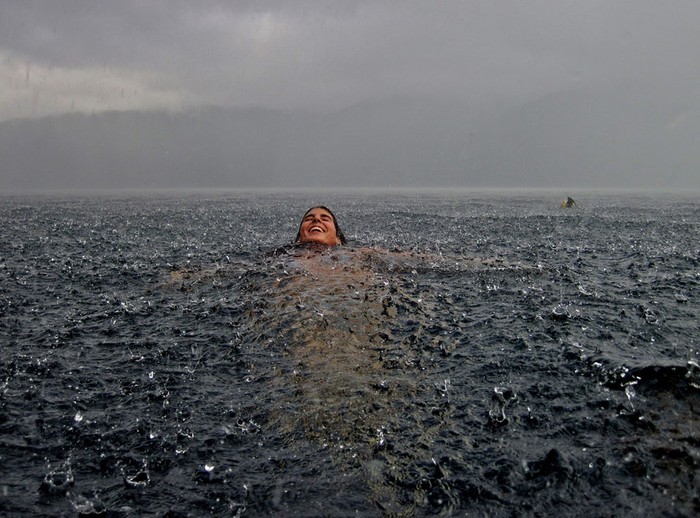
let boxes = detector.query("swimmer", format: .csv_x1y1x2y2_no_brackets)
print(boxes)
295,206,347,246
167,205,521,289
292,205,516,271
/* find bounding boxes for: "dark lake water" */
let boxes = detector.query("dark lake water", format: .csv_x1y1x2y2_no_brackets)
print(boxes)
1,190,698,516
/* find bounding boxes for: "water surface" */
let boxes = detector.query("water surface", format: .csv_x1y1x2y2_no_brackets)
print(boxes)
0,191,697,516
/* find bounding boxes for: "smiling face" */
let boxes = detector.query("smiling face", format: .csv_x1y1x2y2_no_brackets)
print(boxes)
297,207,342,246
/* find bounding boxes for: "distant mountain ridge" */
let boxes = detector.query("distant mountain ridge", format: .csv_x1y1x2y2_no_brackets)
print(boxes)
1,89,697,190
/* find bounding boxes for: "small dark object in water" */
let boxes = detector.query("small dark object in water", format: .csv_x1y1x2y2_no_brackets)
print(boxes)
561,197,577,208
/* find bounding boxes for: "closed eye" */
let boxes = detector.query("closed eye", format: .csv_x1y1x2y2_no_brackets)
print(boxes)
305,214,333,222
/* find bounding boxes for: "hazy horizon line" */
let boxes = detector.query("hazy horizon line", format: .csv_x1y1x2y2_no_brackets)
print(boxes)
3,186,698,198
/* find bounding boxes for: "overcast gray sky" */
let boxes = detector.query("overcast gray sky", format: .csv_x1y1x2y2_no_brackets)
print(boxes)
2,0,698,120
1,1,698,191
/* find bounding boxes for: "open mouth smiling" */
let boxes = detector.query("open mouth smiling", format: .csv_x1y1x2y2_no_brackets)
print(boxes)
296,207,342,246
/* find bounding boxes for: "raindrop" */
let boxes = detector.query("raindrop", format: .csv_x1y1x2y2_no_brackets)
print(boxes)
40,460,74,495
577,285,593,296
551,305,570,321
489,386,517,426
124,461,150,488
644,309,658,324
674,292,688,303
624,383,637,410
69,493,106,514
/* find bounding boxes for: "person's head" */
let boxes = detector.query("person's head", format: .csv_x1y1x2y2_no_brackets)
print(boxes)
295,206,346,246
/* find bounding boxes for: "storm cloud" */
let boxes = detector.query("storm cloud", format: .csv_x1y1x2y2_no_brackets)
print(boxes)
1,1,698,190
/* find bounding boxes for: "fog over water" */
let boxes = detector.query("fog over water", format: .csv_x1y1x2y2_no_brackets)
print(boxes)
0,2,699,191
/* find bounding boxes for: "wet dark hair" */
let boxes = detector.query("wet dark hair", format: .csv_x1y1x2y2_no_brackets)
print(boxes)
295,206,347,245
